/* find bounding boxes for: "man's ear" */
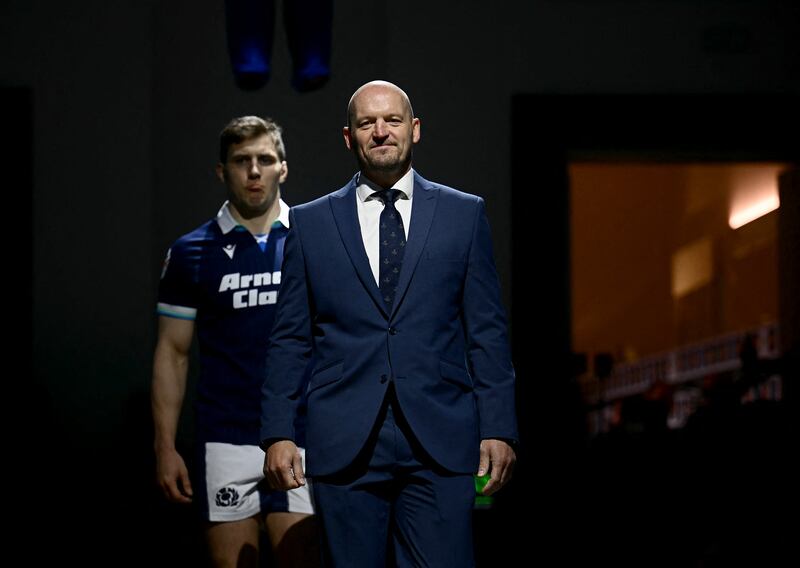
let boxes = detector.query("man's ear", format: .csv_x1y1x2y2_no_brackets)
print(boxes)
343,126,353,151
215,162,226,183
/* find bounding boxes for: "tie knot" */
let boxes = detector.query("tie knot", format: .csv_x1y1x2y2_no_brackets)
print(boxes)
375,188,402,205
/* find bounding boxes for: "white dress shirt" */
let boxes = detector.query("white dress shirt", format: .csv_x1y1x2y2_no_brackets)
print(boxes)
355,168,414,286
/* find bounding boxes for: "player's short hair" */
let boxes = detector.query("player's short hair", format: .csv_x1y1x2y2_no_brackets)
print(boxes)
219,116,286,163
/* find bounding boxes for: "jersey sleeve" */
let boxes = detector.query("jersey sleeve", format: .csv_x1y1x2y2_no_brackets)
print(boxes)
156,240,199,321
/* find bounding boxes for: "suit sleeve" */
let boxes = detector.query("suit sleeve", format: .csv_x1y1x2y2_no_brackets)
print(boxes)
461,198,519,442
261,208,313,444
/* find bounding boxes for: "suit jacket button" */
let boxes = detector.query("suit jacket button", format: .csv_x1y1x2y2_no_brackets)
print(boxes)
380,375,388,383
389,328,398,335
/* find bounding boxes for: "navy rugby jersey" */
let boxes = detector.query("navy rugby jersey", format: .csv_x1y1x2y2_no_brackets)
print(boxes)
158,200,300,445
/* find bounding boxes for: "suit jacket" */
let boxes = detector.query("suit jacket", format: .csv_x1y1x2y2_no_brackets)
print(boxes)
261,172,517,476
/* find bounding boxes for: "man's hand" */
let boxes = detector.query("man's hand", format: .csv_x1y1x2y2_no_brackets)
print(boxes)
156,448,193,504
264,440,306,490
476,439,516,496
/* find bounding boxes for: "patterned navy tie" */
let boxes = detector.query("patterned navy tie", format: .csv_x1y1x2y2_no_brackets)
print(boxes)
376,188,405,309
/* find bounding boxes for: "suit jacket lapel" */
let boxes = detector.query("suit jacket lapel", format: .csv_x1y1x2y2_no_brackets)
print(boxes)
390,172,438,319
329,177,390,318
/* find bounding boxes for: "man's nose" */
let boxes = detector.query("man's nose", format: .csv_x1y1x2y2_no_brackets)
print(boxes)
373,119,388,138
248,158,261,177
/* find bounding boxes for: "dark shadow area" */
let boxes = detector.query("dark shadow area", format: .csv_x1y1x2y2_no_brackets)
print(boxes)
4,85,49,561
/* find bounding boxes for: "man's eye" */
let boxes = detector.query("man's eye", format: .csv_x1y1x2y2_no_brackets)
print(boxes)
259,156,275,165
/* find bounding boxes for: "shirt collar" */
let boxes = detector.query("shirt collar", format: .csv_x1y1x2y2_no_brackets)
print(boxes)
275,198,291,228
356,168,415,203
216,198,291,234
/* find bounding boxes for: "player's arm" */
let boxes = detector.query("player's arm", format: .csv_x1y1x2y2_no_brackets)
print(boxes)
151,315,195,503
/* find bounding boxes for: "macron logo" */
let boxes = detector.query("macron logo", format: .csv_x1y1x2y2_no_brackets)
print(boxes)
223,244,236,259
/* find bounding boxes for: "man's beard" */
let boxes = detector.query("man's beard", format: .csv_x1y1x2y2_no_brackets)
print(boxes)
361,146,410,173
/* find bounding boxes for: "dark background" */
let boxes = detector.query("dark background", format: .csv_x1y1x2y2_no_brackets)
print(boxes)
2,1,798,565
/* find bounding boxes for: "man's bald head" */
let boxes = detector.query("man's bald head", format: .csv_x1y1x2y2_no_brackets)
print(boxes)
342,80,421,188
346,80,415,129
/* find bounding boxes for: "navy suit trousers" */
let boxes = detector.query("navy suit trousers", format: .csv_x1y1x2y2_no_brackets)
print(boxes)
311,386,475,567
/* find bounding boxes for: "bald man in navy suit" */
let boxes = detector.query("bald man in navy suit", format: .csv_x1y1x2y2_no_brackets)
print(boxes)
262,80,517,567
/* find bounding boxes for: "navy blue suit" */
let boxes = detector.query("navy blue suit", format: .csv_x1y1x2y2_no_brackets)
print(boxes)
261,172,517,565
